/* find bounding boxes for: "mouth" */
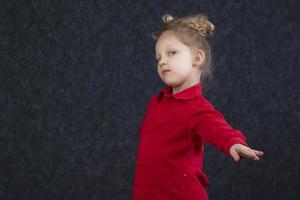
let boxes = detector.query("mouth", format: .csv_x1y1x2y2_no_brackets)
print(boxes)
162,69,171,74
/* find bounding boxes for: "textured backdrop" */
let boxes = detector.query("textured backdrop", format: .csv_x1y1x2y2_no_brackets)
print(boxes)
0,0,299,200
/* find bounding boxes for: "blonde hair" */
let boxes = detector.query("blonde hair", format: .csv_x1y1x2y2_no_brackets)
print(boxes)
152,13,215,87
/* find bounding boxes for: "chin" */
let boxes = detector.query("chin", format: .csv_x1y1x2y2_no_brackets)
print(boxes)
163,80,180,87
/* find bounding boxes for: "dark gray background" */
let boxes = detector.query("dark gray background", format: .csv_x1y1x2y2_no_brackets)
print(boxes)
0,0,299,199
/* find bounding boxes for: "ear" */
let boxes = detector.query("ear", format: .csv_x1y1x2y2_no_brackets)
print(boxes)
193,48,205,68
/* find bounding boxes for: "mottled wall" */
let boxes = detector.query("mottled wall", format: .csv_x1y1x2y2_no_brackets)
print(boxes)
0,0,299,200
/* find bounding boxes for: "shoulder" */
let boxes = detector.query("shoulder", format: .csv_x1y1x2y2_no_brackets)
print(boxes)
188,96,226,124
144,95,158,110
189,95,216,113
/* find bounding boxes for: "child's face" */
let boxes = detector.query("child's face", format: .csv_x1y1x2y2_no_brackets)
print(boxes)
155,30,201,90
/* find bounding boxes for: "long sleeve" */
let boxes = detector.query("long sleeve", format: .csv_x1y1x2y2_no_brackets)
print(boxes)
191,98,249,157
138,96,156,133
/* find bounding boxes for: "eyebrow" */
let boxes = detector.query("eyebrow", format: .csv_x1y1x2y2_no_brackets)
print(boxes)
155,44,180,57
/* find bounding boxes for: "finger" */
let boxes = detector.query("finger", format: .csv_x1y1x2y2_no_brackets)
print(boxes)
248,148,260,160
240,147,259,160
253,150,264,157
248,148,258,159
249,149,264,159
231,148,240,162
251,148,264,153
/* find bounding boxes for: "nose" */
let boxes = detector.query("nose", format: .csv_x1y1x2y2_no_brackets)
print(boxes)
158,59,167,67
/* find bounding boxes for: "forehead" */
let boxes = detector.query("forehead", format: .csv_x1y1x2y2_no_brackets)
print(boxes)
155,31,183,53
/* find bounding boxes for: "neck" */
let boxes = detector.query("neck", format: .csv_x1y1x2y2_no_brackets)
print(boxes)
172,79,200,94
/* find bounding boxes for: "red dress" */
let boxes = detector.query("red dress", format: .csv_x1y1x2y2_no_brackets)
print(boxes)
132,82,249,200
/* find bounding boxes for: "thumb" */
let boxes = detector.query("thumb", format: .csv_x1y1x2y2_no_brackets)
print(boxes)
230,148,240,162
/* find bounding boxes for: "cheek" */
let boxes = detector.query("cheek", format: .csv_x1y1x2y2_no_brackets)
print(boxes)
176,56,193,73
157,69,163,78
177,65,192,76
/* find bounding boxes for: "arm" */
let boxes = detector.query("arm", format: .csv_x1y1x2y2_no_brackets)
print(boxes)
138,96,156,133
192,98,264,161
191,99,249,157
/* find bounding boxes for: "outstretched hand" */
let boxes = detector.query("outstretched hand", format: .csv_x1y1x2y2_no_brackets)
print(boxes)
229,143,264,162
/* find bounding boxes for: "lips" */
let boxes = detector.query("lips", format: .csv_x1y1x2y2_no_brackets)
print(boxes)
162,69,171,73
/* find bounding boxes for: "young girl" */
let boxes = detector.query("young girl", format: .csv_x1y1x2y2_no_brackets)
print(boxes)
132,13,264,200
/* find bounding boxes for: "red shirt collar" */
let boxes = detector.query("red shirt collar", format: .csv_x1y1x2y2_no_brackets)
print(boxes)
158,82,202,100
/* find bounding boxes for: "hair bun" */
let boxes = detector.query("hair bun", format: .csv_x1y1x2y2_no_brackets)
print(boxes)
152,13,215,40
162,13,174,24
194,15,215,37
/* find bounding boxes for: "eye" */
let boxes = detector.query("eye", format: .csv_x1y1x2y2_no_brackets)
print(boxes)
169,51,176,56
155,51,176,63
